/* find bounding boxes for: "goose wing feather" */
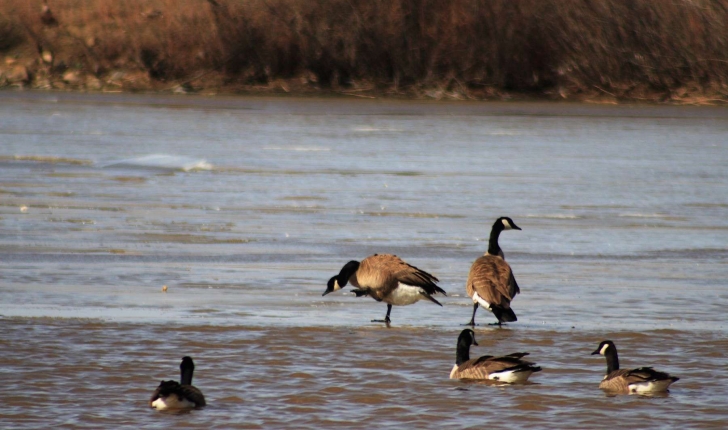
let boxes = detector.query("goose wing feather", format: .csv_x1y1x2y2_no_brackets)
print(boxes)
456,353,536,378
360,254,445,296
466,255,517,306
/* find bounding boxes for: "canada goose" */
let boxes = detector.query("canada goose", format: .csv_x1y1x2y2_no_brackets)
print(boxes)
450,329,541,382
323,254,446,324
150,356,206,410
591,340,679,394
465,217,521,326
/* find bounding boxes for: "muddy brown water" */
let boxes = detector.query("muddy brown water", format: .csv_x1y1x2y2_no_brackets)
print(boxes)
0,92,727,428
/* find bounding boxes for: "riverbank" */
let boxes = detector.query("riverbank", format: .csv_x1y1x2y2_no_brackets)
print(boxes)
2,0,728,105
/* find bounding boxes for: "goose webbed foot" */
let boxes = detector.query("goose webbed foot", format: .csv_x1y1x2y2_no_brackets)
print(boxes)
488,321,504,327
461,303,479,327
372,304,392,325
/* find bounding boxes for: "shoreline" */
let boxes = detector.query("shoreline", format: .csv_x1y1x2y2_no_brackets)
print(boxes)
3,78,727,107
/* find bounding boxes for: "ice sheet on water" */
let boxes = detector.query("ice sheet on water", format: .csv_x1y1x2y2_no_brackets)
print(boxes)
102,154,212,172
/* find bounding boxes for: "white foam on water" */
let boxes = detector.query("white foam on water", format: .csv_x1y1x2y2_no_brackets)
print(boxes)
263,146,330,152
351,127,403,132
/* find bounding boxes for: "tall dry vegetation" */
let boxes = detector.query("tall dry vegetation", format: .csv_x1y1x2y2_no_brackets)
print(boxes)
2,0,728,99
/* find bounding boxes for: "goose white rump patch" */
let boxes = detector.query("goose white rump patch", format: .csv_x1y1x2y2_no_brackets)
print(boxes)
489,369,533,384
384,283,429,306
151,395,195,410
629,379,675,394
472,292,491,309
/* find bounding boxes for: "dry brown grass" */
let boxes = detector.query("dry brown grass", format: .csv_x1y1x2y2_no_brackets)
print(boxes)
1,0,727,101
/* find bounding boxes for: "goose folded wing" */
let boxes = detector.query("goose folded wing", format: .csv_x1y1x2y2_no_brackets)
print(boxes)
178,385,206,406
508,272,520,298
149,380,178,406
468,256,515,305
470,354,535,371
624,367,673,382
392,263,444,295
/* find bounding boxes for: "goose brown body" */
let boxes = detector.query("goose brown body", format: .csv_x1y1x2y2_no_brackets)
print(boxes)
451,352,537,381
149,381,206,409
350,254,444,302
450,329,541,383
598,368,678,393
324,254,445,323
466,255,519,312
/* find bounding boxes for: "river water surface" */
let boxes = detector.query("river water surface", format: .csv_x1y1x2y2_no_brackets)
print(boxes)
0,92,727,429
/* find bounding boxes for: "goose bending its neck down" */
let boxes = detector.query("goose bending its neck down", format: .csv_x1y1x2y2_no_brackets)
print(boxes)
450,329,541,383
465,216,521,326
150,356,206,410
591,340,679,395
323,254,446,325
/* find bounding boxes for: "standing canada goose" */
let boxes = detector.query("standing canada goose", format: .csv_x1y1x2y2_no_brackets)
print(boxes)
591,340,679,394
450,329,541,382
465,217,521,326
323,254,446,324
150,356,206,410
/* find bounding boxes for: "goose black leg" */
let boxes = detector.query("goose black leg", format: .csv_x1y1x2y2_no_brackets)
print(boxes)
462,303,478,326
372,304,392,325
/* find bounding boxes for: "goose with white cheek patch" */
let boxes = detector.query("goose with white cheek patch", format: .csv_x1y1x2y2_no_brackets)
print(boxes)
591,340,679,395
150,356,206,410
464,217,522,326
323,254,446,325
450,329,541,382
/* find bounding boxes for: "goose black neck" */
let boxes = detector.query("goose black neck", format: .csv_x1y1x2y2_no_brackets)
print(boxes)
488,223,503,256
180,360,194,386
605,347,620,373
337,260,360,287
455,340,471,366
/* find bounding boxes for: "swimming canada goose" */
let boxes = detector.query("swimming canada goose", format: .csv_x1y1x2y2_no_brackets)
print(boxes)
450,329,541,382
323,254,446,324
150,356,206,410
465,217,521,326
591,340,679,394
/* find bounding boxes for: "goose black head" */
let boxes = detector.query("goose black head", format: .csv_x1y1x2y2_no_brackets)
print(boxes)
323,276,339,296
592,340,620,373
592,340,615,356
455,329,479,365
181,356,195,371
322,260,360,296
496,216,521,231
457,329,479,347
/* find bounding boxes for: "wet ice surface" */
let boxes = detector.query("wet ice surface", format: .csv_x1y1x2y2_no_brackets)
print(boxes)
0,92,727,428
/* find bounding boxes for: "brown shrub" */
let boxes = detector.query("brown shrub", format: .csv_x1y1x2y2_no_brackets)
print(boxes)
1,0,727,98
0,17,25,52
